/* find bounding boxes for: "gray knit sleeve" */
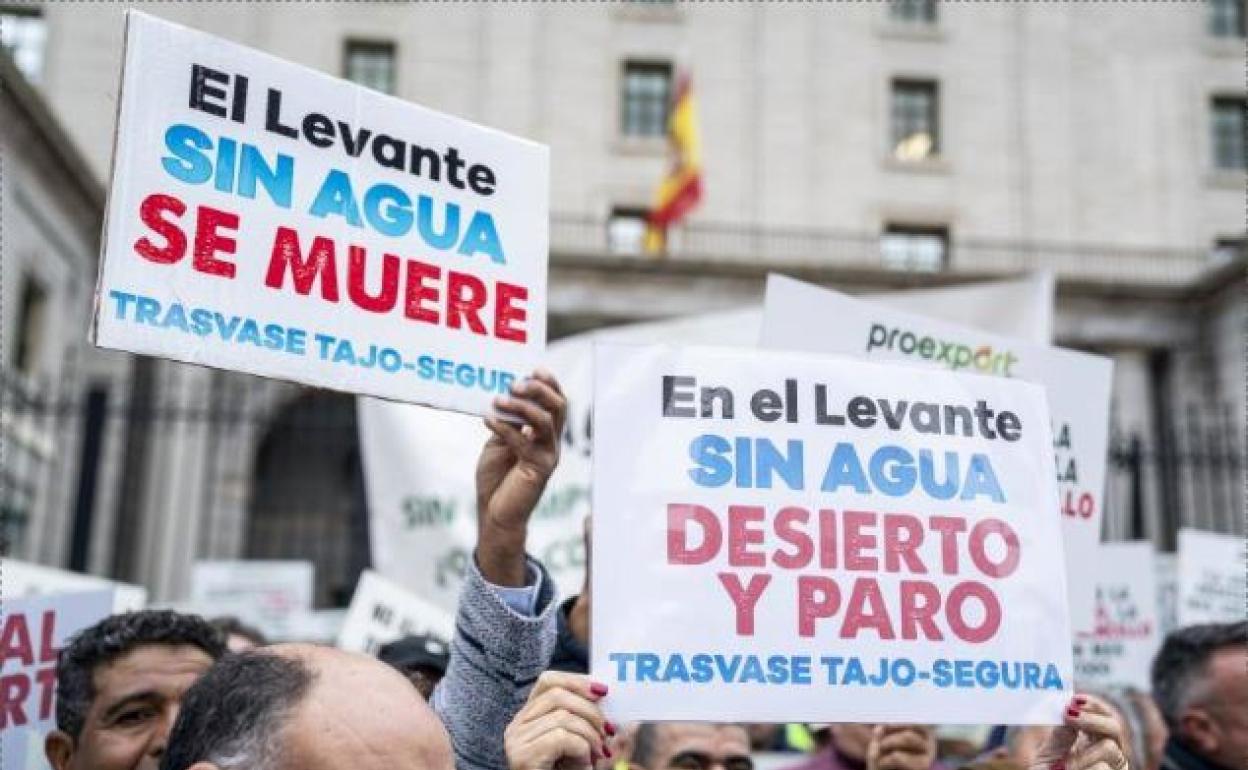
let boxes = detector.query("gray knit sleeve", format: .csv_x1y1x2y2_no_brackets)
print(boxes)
430,555,559,770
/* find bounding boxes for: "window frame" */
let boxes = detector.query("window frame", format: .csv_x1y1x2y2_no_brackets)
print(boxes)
0,5,47,84
1210,95,1247,171
619,60,674,140
607,206,652,256
889,78,941,161
879,223,950,273
13,272,48,376
342,38,398,96
1208,0,1246,38
888,0,938,25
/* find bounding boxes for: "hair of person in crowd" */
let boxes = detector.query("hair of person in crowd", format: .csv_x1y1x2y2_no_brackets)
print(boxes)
619,723,753,770
158,651,313,770
1150,620,1248,769
54,610,227,740
376,634,450,700
209,616,268,652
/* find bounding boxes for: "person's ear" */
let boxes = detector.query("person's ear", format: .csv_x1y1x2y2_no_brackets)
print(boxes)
1179,708,1219,756
45,730,75,770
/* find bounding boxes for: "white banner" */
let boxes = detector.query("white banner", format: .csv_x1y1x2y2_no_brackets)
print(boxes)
0,559,146,613
0,591,114,770
591,343,1073,724
93,11,549,416
337,570,455,654
760,275,1112,627
189,560,313,639
1177,529,1246,626
360,279,1052,614
1072,542,1159,689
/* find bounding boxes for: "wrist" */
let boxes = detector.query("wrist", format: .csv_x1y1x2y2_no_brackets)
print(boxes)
475,532,528,587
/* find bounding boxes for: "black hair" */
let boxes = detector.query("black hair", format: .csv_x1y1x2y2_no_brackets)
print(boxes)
1150,620,1247,731
160,652,314,770
56,610,226,739
209,615,269,647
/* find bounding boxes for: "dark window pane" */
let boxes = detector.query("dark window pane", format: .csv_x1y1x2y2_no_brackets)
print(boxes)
1212,97,1247,170
891,80,939,160
622,62,672,138
890,0,937,24
344,41,396,95
14,275,47,375
1209,0,1245,37
880,225,948,272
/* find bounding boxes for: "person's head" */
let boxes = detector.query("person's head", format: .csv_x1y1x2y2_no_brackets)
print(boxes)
622,723,751,770
208,616,268,653
376,634,450,700
1151,621,1248,769
45,610,226,770
159,644,454,770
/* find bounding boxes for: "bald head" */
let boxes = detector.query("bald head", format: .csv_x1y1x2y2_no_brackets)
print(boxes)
161,644,453,770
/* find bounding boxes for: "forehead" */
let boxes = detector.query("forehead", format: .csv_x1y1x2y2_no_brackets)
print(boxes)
655,724,750,756
92,643,215,697
1208,647,1248,694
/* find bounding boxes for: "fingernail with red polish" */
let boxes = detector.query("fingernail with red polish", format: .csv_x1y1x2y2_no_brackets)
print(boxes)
590,682,609,697
1074,695,1088,705
1067,707,1080,717
603,743,614,759
605,721,617,736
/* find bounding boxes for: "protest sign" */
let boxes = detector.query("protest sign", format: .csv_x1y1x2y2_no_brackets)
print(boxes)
1,559,146,613
760,275,1112,627
189,560,313,639
92,11,549,416
359,276,1054,613
591,343,1073,724
1154,552,1179,636
1177,528,1246,626
1072,542,1158,689
337,570,454,654
1,591,113,770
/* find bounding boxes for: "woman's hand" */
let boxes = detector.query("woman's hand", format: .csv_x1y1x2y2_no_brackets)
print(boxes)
504,672,615,770
1030,695,1130,770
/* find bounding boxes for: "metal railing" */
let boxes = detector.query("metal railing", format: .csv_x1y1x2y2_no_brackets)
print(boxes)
550,214,1217,287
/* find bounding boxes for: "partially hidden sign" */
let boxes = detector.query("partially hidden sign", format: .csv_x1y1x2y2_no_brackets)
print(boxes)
337,570,455,654
591,344,1073,725
1,591,114,770
760,275,1112,628
1072,542,1159,690
93,11,549,415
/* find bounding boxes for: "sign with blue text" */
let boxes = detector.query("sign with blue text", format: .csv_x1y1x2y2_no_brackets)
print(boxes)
760,275,1112,628
92,11,549,415
591,344,1073,724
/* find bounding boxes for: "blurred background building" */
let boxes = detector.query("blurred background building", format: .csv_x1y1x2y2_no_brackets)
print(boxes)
1,1,1243,604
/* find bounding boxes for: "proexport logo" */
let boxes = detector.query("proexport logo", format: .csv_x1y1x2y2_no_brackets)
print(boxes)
866,323,1019,377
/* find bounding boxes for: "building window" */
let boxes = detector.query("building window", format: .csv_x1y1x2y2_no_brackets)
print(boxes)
344,40,396,95
1211,97,1247,170
0,7,46,84
13,275,47,375
607,207,650,255
621,62,672,138
880,225,948,272
1211,236,1246,263
889,0,937,24
1209,0,1245,37
891,79,939,161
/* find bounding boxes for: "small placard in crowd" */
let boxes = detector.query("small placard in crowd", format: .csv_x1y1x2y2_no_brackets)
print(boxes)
1072,542,1159,690
338,570,455,654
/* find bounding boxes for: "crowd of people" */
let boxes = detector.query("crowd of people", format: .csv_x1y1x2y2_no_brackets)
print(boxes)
40,372,1247,770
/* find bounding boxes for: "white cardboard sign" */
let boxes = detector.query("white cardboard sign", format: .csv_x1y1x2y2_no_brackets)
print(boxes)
760,275,1112,628
0,591,114,770
1177,529,1246,626
591,343,1073,724
189,560,313,639
0,559,147,613
337,570,455,654
93,11,549,416
1072,542,1159,690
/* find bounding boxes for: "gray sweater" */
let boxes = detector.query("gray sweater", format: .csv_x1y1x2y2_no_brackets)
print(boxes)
431,557,559,770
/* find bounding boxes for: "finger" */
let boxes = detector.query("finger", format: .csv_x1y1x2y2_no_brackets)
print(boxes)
484,416,527,455
528,671,608,702
1033,725,1079,768
513,709,604,758
513,726,595,770
494,395,555,441
512,378,567,435
1072,739,1127,770
523,686,607,736
530,368,564,396
1067,697,1123,743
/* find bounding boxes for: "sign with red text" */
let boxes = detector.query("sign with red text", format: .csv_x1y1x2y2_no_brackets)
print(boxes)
92,11,548,416
1,591,113,770
760,275,1112,628
1072,542,1158,689
1177,529,1246,626
591,344,1073,724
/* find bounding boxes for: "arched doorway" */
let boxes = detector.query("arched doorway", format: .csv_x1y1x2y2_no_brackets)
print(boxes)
246,390,369,607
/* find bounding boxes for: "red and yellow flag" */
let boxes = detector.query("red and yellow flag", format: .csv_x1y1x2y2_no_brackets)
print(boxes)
645,71,703,255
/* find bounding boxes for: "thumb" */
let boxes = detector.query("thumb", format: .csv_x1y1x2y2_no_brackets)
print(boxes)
1031,726,1078,770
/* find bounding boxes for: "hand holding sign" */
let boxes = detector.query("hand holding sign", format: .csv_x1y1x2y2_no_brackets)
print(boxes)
477,370,568,586
504,672,613,770
1028,695,1130,770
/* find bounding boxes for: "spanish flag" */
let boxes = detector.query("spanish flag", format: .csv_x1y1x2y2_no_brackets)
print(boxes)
645,71,703,255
